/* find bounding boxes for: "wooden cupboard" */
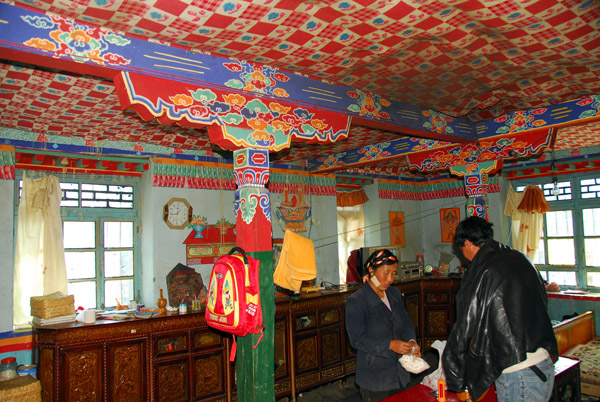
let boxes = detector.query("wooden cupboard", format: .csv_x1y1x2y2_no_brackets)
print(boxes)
35,278,460,402
398,277,462,351
36,313,228,402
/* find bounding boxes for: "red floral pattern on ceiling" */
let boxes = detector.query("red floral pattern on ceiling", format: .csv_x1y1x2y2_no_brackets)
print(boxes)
10,0,600,122
0,63,213,151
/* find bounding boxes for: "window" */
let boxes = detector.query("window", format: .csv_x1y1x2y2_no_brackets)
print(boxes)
17,175,141,309
516,175,600,289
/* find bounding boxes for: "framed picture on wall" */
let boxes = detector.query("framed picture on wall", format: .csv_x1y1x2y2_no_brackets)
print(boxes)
389,211,405,247
440,207,460,243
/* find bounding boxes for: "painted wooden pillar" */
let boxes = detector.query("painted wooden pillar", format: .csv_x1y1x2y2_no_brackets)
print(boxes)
232,148,275,402
450,160,502,219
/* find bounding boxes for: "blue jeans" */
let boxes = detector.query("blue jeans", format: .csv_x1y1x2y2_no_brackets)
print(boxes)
495,356,555,402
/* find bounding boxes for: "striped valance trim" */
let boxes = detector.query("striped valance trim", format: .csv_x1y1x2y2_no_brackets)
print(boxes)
152,158,235,190
379,177,500,200
270,171,336,196
151,160,337,195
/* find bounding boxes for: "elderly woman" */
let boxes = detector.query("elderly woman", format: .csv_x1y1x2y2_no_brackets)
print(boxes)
345,249,421,402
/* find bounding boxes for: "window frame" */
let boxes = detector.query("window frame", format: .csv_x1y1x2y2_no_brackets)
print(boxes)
512,172,600,290
15,172,142,309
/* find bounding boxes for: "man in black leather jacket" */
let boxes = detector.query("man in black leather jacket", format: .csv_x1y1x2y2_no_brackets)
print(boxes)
442,216,558,402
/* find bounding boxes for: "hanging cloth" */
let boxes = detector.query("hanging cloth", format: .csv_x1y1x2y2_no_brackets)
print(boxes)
504,184,548,260
13,172,68,327
273,230,317,292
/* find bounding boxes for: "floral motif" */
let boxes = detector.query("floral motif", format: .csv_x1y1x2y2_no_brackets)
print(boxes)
224,61,291,98
422,110,455,134
494,109,549,134
577,95,600,119
346,89,390,119
358,143,392,161
121,72,350,152
189,215,207,227
22,14,131,66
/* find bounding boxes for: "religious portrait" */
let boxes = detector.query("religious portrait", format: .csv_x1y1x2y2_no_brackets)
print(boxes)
440,207,460,243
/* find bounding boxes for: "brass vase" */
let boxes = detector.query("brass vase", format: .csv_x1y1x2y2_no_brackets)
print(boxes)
157,288,167,314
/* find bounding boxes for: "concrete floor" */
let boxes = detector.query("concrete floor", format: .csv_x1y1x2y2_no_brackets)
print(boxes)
277,352,439,402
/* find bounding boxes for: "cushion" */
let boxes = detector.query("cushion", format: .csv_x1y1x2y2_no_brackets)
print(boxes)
564,337,600,388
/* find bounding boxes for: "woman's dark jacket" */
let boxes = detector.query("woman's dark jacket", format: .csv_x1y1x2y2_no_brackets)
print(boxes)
442,240,558,400
345,284,416,392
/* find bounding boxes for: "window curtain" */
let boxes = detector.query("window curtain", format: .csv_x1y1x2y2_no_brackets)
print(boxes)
13,172,68,327
337,205,365,284
504,183,550,260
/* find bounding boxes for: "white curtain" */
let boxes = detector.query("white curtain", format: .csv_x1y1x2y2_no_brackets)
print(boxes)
337,205,365,283
13,172,68,327
504,183,548,260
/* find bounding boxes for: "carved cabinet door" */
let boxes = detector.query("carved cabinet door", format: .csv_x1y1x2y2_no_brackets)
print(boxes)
191,350,227,401
155,358,190,402
107,338,148,402
190,328,227,401
61,344,104,402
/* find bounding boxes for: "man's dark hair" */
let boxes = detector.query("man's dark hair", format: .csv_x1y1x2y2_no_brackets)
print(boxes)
454,216,494,248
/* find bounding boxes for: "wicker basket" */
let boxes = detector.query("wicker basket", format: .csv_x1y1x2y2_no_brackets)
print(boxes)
30,292,75,319
0,375,42,402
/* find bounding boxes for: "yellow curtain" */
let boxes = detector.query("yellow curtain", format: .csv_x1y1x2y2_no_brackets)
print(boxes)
336,188,369,207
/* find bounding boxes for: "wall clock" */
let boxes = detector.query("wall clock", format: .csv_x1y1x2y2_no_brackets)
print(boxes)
163,198,193,229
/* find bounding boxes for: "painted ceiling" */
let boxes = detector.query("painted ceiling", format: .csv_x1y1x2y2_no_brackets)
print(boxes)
1,0,600,176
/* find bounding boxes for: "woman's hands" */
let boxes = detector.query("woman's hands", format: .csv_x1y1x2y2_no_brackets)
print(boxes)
389,339,421,357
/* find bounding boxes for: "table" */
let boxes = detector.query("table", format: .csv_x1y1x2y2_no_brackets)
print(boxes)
381,384,498,402
551,356,580,402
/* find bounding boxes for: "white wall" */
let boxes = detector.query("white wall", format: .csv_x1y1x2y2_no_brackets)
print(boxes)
141,171,340,306
0,179,14,332
1,167,509,324
142,182,237,308
360,179,506,272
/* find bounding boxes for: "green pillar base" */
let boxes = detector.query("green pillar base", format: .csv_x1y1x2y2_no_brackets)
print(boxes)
236,250,275,402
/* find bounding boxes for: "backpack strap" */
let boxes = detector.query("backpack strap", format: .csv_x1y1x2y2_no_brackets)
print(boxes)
230,336,238,362
252,327,264,350
230,328,264,362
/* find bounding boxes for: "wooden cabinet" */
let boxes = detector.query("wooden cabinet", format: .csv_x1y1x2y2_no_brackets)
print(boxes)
289,292,349,393
273,311,291,398
37,319,152,402
107,338,147,402
550,357,581,402
396,278,461,351
35,278,460,402
35,313,227,402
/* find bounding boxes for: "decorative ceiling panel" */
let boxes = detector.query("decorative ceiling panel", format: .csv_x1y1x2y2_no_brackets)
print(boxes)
0,60,599,176
8,0,600,122
0,62,398,163
0,62,213,154
553,122,600,153
1,0,600,178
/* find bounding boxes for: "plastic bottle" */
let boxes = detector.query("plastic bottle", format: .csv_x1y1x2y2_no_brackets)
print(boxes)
0,357,18,381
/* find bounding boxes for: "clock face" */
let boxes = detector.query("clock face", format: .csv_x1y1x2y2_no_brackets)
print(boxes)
164,198,192,229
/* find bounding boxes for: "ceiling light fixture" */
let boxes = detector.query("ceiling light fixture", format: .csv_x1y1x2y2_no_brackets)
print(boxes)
551,151,560,197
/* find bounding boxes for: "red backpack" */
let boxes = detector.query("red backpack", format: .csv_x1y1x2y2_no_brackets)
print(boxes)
205,247,263,361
